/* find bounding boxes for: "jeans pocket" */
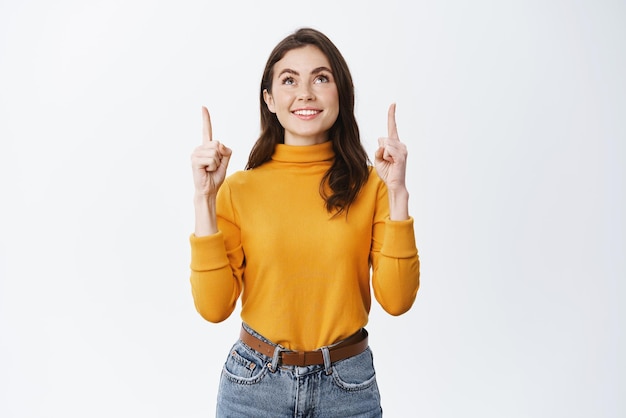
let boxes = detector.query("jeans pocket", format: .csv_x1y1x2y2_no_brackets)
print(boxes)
330,347,378,391
221,341,268,385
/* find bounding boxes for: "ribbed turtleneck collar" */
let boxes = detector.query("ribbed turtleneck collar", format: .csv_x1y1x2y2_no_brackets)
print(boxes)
271,141,334,163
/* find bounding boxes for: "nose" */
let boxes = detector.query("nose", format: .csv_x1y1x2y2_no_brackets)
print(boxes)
297,84,315,101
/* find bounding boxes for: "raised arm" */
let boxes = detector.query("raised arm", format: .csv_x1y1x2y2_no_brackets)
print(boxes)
372,104,419,315
189,107,241,323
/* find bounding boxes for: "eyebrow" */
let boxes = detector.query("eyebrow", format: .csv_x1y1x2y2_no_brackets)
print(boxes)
277,66,333,77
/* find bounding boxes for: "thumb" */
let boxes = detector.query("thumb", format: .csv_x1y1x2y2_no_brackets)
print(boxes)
219,143,233,168
374,145,384,161
219,143,232,157
377,137,391,161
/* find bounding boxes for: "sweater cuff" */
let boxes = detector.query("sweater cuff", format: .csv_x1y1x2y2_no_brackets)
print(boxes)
189,232,230,271
381,217,418,258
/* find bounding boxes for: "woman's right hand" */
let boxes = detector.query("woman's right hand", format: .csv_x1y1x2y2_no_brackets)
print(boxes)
191,106,232,197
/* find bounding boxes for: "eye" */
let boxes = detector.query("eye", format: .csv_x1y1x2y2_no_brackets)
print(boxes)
281,76,296,85
314,74,330,84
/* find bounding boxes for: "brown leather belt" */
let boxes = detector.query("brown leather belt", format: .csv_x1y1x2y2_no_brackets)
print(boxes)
239,326,369,367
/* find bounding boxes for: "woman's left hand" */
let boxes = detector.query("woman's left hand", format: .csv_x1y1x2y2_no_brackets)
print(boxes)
374,103,408,193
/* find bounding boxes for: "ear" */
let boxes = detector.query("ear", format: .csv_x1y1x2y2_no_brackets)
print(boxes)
263,89,276,113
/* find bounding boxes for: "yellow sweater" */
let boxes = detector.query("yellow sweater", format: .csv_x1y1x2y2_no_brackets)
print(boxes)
190,141,419,351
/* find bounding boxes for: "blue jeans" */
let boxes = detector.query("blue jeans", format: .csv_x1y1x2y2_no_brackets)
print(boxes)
216,324,383,417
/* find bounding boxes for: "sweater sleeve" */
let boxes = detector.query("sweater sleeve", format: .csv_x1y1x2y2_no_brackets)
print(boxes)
189,180,244,322
370,182,420,316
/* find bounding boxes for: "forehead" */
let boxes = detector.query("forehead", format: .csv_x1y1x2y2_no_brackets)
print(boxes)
273,45,331,74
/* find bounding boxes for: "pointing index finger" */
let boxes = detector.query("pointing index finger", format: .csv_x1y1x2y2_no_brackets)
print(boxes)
202,106,213,144
387,103,399,139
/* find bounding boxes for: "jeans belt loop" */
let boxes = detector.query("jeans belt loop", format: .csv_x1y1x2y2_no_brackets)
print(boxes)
321,346,332,375
268,345,281,372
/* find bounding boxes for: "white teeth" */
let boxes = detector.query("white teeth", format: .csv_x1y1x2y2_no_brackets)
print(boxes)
294,109,319,116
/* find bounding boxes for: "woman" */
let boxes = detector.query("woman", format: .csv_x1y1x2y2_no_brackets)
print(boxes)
190,27,419,417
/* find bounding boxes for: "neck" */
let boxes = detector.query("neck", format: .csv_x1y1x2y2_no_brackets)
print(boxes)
284,132,329,146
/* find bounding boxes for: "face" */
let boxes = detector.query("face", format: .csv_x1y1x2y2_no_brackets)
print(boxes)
263,45,339,146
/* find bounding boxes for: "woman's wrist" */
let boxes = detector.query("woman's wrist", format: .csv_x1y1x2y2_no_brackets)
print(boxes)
194,193,218,236
388,187,410,221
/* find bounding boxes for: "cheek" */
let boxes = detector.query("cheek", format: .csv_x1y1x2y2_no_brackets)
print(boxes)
329,91,339,112
327,89,339,108
273,95,293,113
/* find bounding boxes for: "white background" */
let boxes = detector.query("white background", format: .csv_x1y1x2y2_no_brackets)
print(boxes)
1,0,624,417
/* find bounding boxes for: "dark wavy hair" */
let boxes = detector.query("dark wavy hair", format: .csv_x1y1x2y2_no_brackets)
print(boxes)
246,27,370,215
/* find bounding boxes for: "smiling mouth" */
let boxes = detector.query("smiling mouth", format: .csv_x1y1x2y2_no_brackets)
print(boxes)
293,109,321,116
